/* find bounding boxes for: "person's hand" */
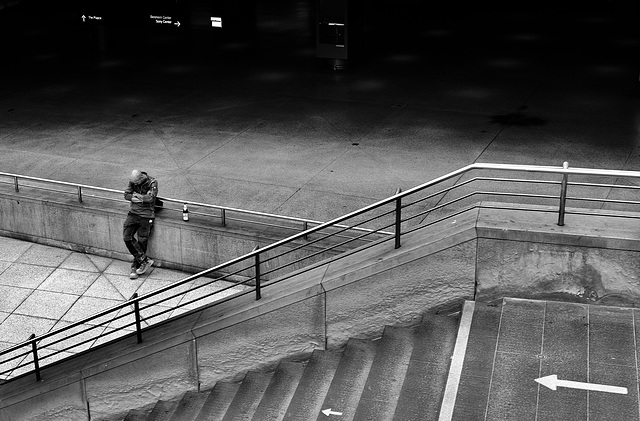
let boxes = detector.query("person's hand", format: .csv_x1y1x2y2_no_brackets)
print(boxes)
131,193,143,203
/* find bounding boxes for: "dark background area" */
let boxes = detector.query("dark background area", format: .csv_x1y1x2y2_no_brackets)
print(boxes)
2,0,638,64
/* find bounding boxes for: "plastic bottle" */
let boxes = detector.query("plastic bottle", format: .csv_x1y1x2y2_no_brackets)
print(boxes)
183,203,189,221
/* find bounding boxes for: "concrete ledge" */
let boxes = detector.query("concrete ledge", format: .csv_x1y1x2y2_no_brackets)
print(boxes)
0,191,351,278
4,202,640,420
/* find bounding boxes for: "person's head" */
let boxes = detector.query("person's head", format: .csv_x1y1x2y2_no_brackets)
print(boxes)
130,169,146,185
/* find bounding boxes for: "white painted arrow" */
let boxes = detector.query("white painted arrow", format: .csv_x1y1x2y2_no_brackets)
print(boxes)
322,408,343,416
535,375,628,395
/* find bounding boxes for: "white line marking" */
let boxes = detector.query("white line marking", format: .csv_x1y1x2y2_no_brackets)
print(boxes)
535,375,628,395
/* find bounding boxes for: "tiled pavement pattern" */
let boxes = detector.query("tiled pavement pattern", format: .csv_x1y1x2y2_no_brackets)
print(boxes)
0,235,245,380
451,298,640,421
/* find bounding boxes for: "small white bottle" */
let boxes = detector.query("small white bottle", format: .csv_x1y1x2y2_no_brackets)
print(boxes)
183,204,189,221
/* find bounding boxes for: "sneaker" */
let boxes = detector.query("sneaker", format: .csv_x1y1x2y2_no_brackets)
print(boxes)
136,258,154,275
129,262,139,279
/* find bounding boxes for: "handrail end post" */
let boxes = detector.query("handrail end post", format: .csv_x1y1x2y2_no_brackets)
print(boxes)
557,161,569,226
29,333,42,382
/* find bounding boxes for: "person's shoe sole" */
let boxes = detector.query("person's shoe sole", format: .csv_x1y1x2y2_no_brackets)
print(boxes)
130,272,139,279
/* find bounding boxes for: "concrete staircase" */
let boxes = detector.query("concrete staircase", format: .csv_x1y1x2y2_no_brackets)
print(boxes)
119,312,459,421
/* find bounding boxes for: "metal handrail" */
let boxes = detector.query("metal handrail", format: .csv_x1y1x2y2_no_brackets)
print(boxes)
0,171,392,238
3,161,640,382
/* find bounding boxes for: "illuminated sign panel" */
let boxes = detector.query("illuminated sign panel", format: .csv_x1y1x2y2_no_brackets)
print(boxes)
211,17,222,27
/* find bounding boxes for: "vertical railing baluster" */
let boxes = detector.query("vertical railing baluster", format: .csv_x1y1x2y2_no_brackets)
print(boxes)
303,221,308,240
255,248,261,300
221,208,226,226
77,186,83,203
395,188,402,249
29,334,41,382
557,161,569,226
132,293,143,344
14,176,19,193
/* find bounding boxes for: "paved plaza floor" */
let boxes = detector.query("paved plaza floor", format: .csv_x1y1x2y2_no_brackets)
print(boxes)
0,235,245,380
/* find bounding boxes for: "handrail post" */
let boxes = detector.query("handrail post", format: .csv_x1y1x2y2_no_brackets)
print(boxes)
557,161,569,226
77,186,83,203
221,208,226,227
303,221,308,240
395,188,402,249
14,176,19,193
254,247,261,300
132,293,143,344
29,334,42,382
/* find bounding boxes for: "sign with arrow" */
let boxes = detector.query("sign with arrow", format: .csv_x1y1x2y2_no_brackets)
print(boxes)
322,408,343,416
535,375,628,395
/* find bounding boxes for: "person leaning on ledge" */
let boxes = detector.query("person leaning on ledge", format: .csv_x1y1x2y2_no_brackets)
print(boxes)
123,169,158,279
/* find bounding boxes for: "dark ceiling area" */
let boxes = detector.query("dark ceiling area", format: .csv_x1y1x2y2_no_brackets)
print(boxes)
1,0,638,76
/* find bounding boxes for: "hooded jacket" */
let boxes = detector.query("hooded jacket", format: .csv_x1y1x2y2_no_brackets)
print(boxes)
124,172,158,218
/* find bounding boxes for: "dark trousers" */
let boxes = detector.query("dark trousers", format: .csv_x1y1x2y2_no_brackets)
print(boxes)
123,213,153,263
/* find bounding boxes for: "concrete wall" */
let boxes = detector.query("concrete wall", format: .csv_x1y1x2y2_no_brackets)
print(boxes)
474,203,640,305
3,202,640,420
0,191,351,279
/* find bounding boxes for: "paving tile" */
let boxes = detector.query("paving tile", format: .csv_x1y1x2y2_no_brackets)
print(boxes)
0,341,31,381
103,273,144,300
61,296,124,325
0,314,57,344
37,268,100,296
101,305,147,332
83,275,128,300
13,290,79,320
485,351,541,421
146,267,190,282
0,261,11,275
589,306,636,368
542,301,588,359
497,299,545,355
60,252,102,272
135,277,191,308
0,284,33,313
469,302,502,338
459,333,499,379
15,244,72,267
536,356,588,421
103,259,134,276
87,254,113,272
0,237,32,263
0,263,55,288
589,362,639,421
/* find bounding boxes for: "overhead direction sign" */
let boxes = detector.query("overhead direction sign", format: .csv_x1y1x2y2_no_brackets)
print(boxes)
535,375,628,395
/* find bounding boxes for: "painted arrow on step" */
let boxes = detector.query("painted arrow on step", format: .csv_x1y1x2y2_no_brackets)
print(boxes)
322,408,343,416
535,375,628,395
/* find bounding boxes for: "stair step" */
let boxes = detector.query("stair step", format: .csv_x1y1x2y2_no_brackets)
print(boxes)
194,382,241,421
392,314,460,421
168,390,210,421
282,350,342,420
353,326,415,421
315,339,377,421
221,371,274,421
146,399,180,421
123,408,150,421
250,360,306,421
